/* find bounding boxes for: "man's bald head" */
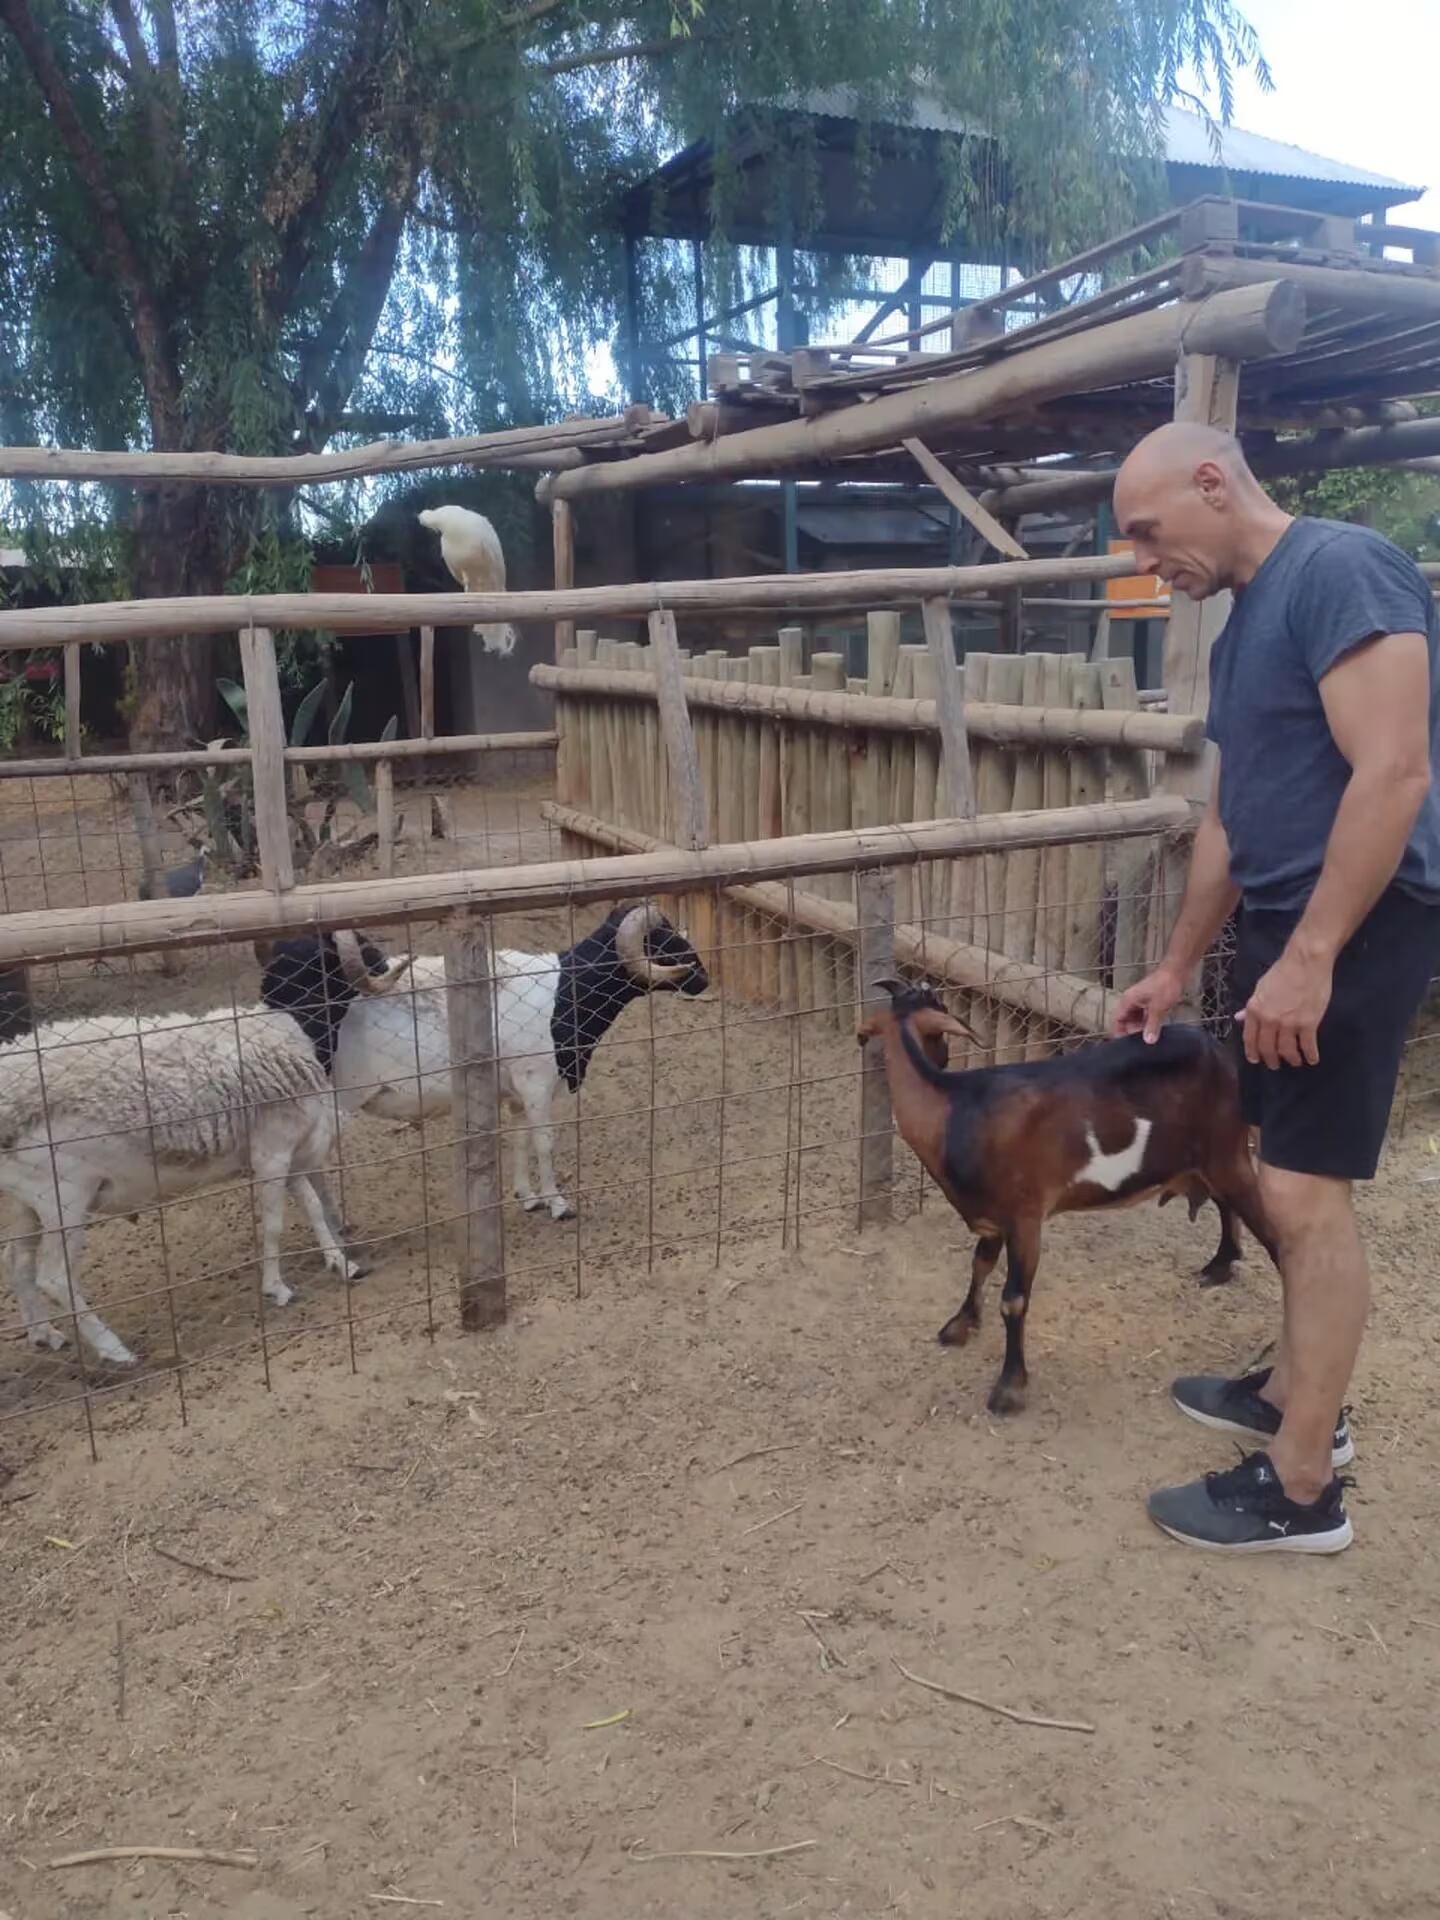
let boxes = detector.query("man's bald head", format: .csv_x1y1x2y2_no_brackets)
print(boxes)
1112,422,1289,599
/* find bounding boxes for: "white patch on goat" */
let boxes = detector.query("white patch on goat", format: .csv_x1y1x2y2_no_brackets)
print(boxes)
1074,1117,1151,1193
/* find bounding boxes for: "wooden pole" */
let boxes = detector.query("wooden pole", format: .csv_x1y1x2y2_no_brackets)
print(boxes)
0,797,1190,970
0,413,644,487
238,625,295,894
857,867,896,1226
647,610,708,851
531,663,1202,752
0,554,1144,646
551,804,1124,1039
1099,657,1153,991
375,756,396,878
549,282,1305,499
902,439,1029,559
920,599,976,817
552,499,576,662
62,642,81,758
1155,346,1235,998
419,626,436,738
1064,662,1108,983
443,912,506,1330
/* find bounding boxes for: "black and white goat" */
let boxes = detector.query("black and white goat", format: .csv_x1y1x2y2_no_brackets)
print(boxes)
259,905,709,1219
1,1007,359,1366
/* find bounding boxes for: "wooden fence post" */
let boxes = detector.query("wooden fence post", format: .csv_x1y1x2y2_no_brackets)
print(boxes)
419,625,436,739
444,910,506,1330
857,867,896,1226
921,598,976,818
1156,347,1236,1004
552,499,576,662
647,609,708,851
375,757,396,878
239,624,295,893
63,642,81,759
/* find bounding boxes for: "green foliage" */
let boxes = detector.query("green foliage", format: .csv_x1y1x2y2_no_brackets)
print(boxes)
0,0,1269,695
1271,468,1440,562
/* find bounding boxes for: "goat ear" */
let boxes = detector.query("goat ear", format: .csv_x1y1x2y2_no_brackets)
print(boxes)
910,1007,980,1047
856,1013,882,1046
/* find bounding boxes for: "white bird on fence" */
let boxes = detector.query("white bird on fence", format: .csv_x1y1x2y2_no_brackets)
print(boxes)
417,505,520,657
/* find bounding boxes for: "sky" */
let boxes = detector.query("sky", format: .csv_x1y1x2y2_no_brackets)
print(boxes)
1225,0,1438,227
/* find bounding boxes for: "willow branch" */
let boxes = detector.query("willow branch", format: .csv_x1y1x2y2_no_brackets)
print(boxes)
0,0,181,437
537,32,705,74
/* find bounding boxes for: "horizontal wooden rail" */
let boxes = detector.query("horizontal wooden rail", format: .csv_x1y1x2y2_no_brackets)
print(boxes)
546,803,1116,1034
0,795,1191,968
0,414,644,487
0,555,1135,647
532,662,1203,753
0,731,557,782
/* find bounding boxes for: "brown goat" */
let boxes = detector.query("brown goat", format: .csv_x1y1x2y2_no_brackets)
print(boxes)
858,981,1276,1414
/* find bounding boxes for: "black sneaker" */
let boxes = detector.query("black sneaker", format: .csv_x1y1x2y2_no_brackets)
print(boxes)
1172,1367,1354,1468
1147,1451,1353,1554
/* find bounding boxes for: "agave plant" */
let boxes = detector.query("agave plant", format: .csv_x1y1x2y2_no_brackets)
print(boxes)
169,676,398,876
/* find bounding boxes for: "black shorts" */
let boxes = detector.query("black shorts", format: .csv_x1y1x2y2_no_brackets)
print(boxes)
1230,887,1440,1180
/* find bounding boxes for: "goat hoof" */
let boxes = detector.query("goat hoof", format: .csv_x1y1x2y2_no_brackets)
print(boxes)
93,1337,138,1368
343,1256,371,1283
986,1379,1027,1415
264,1285,295,1309
26,1321,68,1353
1198,1265,1234,1289
937,1310,978,1347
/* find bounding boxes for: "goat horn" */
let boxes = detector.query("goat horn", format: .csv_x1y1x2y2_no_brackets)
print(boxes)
614,904,693,988
332,929,412,996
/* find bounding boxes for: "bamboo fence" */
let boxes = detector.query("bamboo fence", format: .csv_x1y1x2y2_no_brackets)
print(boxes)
546,623,1169,1058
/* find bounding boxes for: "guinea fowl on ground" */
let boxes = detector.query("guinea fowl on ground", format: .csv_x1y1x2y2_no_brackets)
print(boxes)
138,846,208,902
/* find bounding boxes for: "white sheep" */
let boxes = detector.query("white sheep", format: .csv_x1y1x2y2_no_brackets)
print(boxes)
259,911,708,1221
1,1008,360,1367
417,505,520,656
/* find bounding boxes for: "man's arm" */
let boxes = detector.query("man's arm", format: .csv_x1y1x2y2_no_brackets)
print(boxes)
1112,761,1238,1040
1241,630,1432,1068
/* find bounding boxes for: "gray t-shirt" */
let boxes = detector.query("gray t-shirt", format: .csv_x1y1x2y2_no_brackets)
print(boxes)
1205,516,1440,912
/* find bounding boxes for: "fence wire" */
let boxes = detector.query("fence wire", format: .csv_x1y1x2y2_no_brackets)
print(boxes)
0,833,1432,1460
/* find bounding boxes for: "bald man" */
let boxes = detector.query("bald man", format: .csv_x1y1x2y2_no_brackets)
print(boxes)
1112,422,1440,1554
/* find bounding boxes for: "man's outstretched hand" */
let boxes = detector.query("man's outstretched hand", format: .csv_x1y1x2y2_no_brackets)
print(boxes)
1111,960,1185,1043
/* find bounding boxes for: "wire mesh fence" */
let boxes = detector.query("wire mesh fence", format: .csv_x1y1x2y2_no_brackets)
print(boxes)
2,830,1434,1461
0,757,560,916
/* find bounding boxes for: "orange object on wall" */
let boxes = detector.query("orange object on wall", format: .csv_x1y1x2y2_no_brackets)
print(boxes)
1104,539,1168,621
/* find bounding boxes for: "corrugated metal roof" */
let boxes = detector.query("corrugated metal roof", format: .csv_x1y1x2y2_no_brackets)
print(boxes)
796,87,1422,196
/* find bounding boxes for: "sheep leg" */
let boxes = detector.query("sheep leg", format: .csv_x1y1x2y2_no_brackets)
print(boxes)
290,1172,367,1282
937,1235,1003,1346
510,1066,574,1221
5,1223,66,1351
988,1219,1041,1416
32,1209,135,1367
249,1156,294,1307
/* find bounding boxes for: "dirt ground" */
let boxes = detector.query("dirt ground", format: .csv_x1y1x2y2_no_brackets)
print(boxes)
7,1042,1440,1916
7,771,1440,1917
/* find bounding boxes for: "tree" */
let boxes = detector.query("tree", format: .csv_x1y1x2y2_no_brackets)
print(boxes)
0,0,1268,746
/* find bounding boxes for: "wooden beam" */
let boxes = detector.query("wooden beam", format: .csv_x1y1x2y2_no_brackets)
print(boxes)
0,554,1144,646
0,797,1194,969
0,415,645,487
984,413,1440,517
546,282,1305,499
62,642,81,758
444,914,506,1331
1181,249,1440,320
647,608,709,850
238,625,295,894
419,626,436,739
857,867,896,1226
551,499,576,661
902,438,1029,560
531,662,1204,754
920,600,976,817
553,803,1123,1038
